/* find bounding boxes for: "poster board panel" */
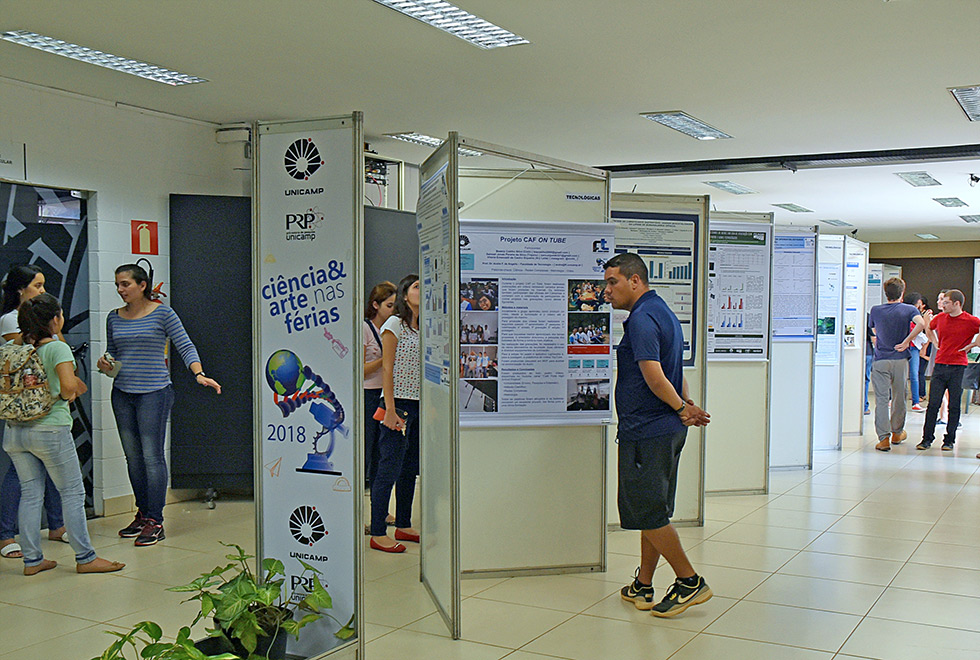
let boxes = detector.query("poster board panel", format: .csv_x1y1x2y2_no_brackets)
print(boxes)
255,115,360,657
609,194,708,524
813,235,845,451
458,220,614,426
417,139,460,636
842,238,869,435
773,232,817,341
457,162,608,575
707,220,772,361
867,263,883,314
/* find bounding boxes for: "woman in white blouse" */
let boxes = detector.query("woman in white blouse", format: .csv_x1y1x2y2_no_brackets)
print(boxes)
363,281,396,490
369,274,421,553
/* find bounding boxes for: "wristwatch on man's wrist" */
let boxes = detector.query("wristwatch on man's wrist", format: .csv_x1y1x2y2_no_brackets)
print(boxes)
675,402,686,415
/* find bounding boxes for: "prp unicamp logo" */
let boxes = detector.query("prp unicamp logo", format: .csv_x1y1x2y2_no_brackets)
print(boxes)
288,505,327,546
284,138,324,181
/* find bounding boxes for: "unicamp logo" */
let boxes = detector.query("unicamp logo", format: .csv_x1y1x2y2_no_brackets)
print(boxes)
288,505,327,546
284,138,324,181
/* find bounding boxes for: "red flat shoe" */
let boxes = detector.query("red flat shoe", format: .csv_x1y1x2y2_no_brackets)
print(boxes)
394,529,420,543
370,537,406,553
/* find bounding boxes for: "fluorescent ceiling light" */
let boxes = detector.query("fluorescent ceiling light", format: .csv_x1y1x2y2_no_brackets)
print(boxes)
385,132,483,157
641,111,733,140
369,1,528,49
819,219,853,227
772,203,813,213
1,30,206,85
949,85,980,121
703,181,756,195
933,197,967,207
915,233,941,239
960,215,980,223
895,171,941,187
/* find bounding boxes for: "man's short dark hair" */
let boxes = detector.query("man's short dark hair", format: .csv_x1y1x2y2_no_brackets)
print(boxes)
604,253,648,282
946,289,965,306
883,277,906,302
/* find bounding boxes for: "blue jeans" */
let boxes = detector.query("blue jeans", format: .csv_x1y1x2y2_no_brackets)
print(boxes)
370,398,419,536
111,386,174,523
864,354,873,412
908,346,920,405
0,462,64,541
3,424,96,566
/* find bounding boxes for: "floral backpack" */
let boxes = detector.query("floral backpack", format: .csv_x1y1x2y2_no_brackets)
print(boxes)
0,343,53,422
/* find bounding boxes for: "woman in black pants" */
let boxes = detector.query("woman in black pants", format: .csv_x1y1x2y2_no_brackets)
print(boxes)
363,281,396,489
369,275,420,553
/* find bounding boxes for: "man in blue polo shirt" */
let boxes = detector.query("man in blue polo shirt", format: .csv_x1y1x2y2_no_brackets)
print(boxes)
868,277,924,452
604,253,712,618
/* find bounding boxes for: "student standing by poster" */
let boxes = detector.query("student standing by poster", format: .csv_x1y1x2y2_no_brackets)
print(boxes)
603,253,712,617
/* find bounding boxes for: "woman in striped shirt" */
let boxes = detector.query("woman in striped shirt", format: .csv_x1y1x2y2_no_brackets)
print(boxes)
96,264,221,547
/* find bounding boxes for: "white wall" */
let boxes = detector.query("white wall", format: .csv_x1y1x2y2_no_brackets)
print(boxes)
1,77,246,514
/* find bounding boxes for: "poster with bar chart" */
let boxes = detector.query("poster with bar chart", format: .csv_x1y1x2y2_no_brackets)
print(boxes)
612,211,699,366
707,222,772,360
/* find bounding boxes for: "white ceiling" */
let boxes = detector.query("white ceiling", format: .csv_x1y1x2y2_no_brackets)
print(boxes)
3,0,980,242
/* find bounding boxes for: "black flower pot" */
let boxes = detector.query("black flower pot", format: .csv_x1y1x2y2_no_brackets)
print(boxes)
211,616,289,660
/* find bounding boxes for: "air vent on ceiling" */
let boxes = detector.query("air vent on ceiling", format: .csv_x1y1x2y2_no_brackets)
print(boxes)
772,203,813,213
934,197,967,207
950,85,980,121
895,171,941,187
819,219,853,227
703,181,756,195
960,215,980,223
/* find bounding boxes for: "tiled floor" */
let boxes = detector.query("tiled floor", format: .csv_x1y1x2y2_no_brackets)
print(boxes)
1,403,979,659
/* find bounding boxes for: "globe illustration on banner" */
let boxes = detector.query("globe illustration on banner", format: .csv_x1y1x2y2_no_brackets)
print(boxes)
266,349,306,396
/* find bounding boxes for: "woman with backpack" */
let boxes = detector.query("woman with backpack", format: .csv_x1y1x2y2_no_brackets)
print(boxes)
3,293,124,575
0,264,67,560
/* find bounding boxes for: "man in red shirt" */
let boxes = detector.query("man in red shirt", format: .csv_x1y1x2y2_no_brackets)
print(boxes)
917,289,980,451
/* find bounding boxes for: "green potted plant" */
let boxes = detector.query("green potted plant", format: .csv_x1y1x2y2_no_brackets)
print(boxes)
92,542,353,660
169,542,353,659
91,622,238,660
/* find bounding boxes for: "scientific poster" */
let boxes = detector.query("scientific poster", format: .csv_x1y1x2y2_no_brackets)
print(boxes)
772,232,816,340
418,163,453,387
706,222,772,359
842,242,866,350
458,220,614,425
816,237,844,366
612,211,699,366
866,264,883,315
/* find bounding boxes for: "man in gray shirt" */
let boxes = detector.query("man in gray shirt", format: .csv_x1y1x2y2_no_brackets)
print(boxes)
868,277,925,452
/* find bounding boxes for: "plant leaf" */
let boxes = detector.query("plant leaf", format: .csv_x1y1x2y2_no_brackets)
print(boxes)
262,557,285,578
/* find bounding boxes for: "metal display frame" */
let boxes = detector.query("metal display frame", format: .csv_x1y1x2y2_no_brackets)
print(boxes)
704,212,774,495
609,192,710,526
252,113,364,660
770,225,819,470
450,136,610,580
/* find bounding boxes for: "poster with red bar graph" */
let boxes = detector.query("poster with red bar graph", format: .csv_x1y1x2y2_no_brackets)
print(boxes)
707,223,772,359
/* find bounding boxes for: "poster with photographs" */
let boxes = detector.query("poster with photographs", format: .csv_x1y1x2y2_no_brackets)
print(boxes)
458,220,614,426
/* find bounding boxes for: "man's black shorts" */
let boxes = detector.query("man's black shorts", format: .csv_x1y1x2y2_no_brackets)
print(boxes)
617,430,687,530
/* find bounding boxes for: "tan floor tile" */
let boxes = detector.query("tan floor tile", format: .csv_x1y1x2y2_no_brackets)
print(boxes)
804,531,919,562
704,600,860,652
522,614,694,660
582,591,736,633
668,633,834,659
407,597,573,648
909,541,980,571
745,573,884,616
827,515,933,541
890,562,980,599
708,522,822,550
684,540,797,572
366,629,510,660
738,507,842,531
0,603,93,652
777,550,903,586
475,575,618,614
870,586,980,633
0,623,130,660
841,617,980,659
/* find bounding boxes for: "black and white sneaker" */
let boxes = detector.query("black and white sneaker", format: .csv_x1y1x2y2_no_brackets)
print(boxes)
118,513,145,538
942,443,955,452
650,576,712,618
620,570,655,610
916,441,931,451
134,520,165,547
